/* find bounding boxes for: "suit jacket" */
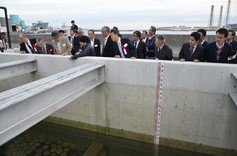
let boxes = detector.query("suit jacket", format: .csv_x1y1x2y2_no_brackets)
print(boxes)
201,40,209,48
156,44,173,60
35,43,54,54
20,38,37,53
102,35,116,57
230,40,237,54
134,40,146,59
205,41,234,63
91,38,101,56
146,36,156,58
72,43,95,59
179,43,204,62
114,38,135,58
69,36,80,55
51,37,72,55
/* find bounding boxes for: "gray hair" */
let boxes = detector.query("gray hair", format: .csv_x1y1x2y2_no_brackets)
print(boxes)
102,26,110,33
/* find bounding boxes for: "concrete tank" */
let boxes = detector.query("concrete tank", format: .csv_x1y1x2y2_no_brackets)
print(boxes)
0,53,236,156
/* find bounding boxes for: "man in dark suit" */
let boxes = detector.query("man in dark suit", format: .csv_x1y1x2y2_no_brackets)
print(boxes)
71,20,78,31
205,28,234,63
68,29,80,55
88,29,101,56
146,26,157,59
110,28,135,58
179,32,204,62
35,38,53,54
19,33,37,53
227,29,237,63
155,35,173,60
70,36,95,59
132,31,147,59
197,29,208,48
101,26,116,57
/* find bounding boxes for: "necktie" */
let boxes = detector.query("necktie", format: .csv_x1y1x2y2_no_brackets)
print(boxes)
134,42,137,49
190,46,194,53
216,48,223,60
190,46,194,58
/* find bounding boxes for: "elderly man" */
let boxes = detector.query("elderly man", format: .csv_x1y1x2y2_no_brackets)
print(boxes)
35,38,54,54
155,35,173,60
19,33,37,53
146,26,157,59
51,30,72,55
101,26,116,57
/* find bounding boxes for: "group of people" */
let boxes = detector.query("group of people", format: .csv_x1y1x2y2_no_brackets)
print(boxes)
179,28,237,63
17,20,237,64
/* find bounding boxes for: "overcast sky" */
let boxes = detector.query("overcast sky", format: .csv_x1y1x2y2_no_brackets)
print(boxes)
0,0,236,29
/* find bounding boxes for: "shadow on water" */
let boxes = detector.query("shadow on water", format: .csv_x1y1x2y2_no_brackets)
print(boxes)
0,122,213,156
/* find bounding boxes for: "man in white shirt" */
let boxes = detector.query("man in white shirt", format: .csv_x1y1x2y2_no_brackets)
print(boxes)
88,29,101,56
19,33,36,53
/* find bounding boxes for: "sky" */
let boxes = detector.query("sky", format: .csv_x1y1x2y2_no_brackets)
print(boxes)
0,0,236,29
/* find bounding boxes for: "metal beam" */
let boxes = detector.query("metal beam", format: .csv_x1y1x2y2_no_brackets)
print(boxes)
229,93,237,107
0,58,37,81
0,63,105,145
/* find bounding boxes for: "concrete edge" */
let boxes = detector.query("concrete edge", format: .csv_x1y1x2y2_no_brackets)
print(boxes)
45,116,237,156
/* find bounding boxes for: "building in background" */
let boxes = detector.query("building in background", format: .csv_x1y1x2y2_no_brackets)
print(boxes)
31,21,49,31
227,24,237,31
9,14,25,32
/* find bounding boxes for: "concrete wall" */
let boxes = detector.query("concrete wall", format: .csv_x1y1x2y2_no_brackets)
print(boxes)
0,53,237,154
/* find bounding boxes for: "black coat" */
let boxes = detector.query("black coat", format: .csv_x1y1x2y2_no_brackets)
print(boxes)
102,35,116,57
146,36,156,58
114,38,135,58
20,38,37,53
134,40,147,59
179,43,204,62
201,40,209,48
205,41,234,63
156,44,173,60
92,38,101,56
69,36,80,55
